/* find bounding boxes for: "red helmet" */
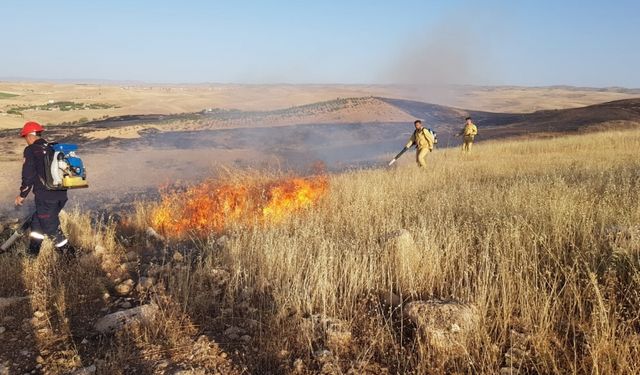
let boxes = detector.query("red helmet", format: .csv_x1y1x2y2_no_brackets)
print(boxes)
20,121,45,137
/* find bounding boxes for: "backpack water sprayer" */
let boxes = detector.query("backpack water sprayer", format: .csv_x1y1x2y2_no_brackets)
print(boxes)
44,143,88,189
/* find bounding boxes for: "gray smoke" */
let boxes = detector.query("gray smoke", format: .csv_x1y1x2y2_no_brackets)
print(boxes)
383,8,505,105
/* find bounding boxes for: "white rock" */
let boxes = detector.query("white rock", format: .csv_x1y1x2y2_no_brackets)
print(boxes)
173,251,184,262
0,326,5,334
404,299,480,355
94,304,159,334
120,302,132,309
33,311,45,319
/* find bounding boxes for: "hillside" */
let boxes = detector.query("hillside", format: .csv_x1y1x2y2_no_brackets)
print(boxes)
2,82,640,129
380,97,640,142
1,130,639,374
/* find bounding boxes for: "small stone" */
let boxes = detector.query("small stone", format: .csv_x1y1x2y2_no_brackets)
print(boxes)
120,302,132,309
94,304,159,334
33,311,45,319
404,299,480,355
145,227,164,241
0,326,5,334
240,335,251,343
36,356,45,364
314,349,333,363
20,350,31,356
71,365,97,375
173,252,184,262
115,279,135,296
136,277,155,292
2,316,15,323
125,251,138,262
81,338,89,344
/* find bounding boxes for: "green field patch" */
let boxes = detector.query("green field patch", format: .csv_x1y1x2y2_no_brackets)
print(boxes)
0,92,19,99
6,101,119,115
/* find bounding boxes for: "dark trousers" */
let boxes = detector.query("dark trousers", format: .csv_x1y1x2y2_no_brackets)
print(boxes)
28,197,68,255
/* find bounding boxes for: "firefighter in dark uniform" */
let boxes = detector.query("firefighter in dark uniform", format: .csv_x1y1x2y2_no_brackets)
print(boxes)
14,121,71,256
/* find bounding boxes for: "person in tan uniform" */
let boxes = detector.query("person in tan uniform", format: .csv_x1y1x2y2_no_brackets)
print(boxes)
457,117,478,152
404,120,435,167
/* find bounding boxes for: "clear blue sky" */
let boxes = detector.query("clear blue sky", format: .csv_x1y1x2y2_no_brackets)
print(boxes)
1,0,638,87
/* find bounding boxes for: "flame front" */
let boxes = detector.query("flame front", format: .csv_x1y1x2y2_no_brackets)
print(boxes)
151,175,328,238
263,177,328,220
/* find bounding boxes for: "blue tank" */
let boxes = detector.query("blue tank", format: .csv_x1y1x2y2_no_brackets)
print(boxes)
66,156,85,177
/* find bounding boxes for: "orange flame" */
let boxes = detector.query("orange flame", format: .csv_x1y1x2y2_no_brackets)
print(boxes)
151,175,328,238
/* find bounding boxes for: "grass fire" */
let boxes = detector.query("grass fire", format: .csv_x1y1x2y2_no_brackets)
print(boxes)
150,174,329,238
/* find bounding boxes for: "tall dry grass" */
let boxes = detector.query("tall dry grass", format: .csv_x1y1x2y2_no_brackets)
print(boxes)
136,129,640,373
3,129,639,374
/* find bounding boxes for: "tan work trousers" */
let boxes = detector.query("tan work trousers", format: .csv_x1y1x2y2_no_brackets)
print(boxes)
416,147,429,167
462,136,474,152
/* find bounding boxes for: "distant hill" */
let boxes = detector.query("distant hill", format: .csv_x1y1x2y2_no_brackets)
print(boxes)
380,97,640,143
1,96,639,165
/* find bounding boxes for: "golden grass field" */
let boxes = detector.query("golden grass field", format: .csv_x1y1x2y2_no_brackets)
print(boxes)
1,82,638,130
1,128,639,374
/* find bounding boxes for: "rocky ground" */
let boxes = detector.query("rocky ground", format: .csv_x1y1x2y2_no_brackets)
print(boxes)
0,212,512,374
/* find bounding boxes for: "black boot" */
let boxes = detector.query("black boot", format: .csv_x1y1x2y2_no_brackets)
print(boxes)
27,238,42,257
56,243,77,259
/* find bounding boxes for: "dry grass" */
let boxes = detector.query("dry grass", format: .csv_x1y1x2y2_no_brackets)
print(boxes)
135,129,639,373
2,129,639,374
